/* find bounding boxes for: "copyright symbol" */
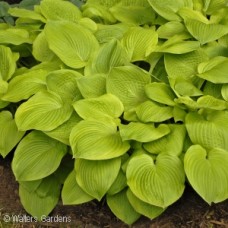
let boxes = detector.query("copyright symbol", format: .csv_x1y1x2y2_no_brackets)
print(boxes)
3,214,11,223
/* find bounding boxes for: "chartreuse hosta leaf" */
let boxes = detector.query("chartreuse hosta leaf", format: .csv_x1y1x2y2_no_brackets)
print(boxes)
91,39,129,74
197,56,228,83
0,111,25,158
70,120,130,160
144,124,186,156
109,0,155,25
136,100,173,123
119,122,170,143
77,74,106,98
12,131,67,181
186,111,228,150
107,66,151,110
184,145,228,204
155,35,200,54
121,27,158,61
107,189,141,225
95,23,129,44
45,20,99,69
62,170,94,205
197,95,228,110
107,169,127,195
32,31,55,62
127,189,165,220
185,19,228,44
145,83,176,106
127,153,185,208
8,7,46,23
0,28,32,45
0,45,19,81
73,94,124,121
19,175,61,221
15,91,73,131
75,158,121,201
157,21,187,39
148,0,193,21
46,69,83,103
44,112,82,145
178,8,209,23
40,0,82,22
2,69,47,102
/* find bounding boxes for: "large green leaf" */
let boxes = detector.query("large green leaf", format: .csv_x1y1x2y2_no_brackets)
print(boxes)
19,176,61,220
143,124,186,156
185,19,228,44
45,20,99,69
77,74,106,98
0,45,19,81
136,100,173,123
106,66,151,110
15,91,73,131
121,27,158,61
185,111,228,150
73,94,124,121
109,0,155,25
0,111,25,158
107,189,141,225
155,35,200,54
127,189,165,220
184,145,228,204
2,69,47,102
157,21,186,39
107,169,127,195
75,158,121,200
32,31,55,62
145,82,176,106
12,131,67,181
40,0,82,21
62,170,94,205
91,39,129,74
197,56,228,83
70,120,130,160
0,28,32,45
197,95,228,110
119,122,170,142
95,23,129,44
46,69,83,103
222,84,228,101
126,153,185,207
44,112,82,145
148,0,193,21
8,7,46,22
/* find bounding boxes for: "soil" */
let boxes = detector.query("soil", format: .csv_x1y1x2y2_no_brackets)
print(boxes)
1,156,228,228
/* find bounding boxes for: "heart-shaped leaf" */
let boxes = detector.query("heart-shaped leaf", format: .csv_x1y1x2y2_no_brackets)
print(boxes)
15,91,73,131
70,120,130,160
62,170,94,205
186,111,228,150
106,65,151,110
184,145,228,204
45,20,99,69
126,153,185,207
75,158,121,200
12,131,67,181
73,94,124,121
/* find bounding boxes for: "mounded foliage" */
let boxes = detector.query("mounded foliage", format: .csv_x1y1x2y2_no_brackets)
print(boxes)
0,0,228,224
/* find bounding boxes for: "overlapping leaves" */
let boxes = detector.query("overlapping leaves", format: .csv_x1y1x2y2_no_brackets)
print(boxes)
1,0,228,225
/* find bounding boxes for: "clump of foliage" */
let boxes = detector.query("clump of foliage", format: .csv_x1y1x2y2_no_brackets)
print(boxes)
0,0,228,224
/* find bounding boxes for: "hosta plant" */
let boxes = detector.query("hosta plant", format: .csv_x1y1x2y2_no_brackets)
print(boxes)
0,0,228,224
